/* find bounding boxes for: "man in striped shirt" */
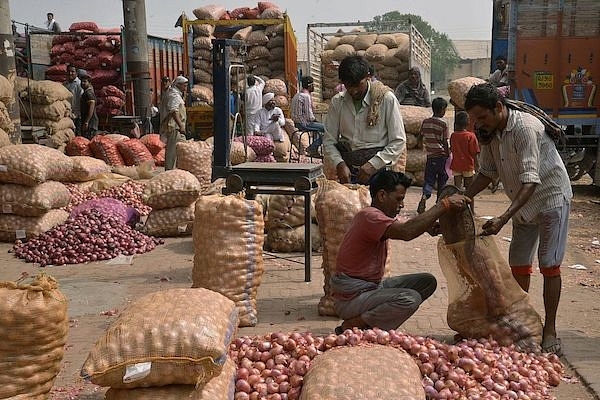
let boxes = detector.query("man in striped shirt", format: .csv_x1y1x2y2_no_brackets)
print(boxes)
417,97,450,214
463,83,572,356
291,76,324,156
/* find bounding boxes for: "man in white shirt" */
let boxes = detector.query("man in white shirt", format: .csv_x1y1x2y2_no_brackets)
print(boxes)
160,75,188,170
245,74,265,136
255,92,289,162
63,64,83,135
45,12,61,33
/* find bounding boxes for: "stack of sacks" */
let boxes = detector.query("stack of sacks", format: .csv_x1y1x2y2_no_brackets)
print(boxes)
65,134,162,168
96,85,126,119
140,134,166,167
265,194,321,253
193,194,265,327
0,274,69,399
175,140,213,193
0,145,73,242
0,75,15,145
15,77,75,151
89,135,126,166
234,135,275,162
265,78,289,110
45,22,123,93
399,104,434,186
141,170,201,237
204,136,257,165
81,288,239,396
320,30,411,99
189,2,286,105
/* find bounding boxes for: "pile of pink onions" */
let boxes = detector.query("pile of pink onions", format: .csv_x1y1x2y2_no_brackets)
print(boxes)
229,328,563,400
63,181,151,215
12,209,163,266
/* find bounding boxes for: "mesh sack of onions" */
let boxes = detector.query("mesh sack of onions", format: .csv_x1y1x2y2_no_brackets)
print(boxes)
95,180,151,216
81,288,239,388
66,136,93,156
154,148,165,167
390,146,408,173
0,274,68,399
142,169,201,210
448,76,487,110
104,357,236,399
116,138,155,166
12,209,160,266
89,135,125,166
0,209,68,242
399,105,433,135
266,223,322,253
230,140,257,165
300,345,424,399
314,179,374,316
140,133,165,156
438,236,544,352
193,194,265,327
0,144,74,186
266,194,315,231
175,140,213,193
0,181,71,217
235,136,274,157
143,204,195,237
68,156,111,182
71,198,139,226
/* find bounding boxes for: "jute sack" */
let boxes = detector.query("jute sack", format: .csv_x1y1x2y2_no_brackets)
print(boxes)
314,179,372,316
193,194,265,327
176,140,213,193
80,288,239,389
0,181,71,217
142,169,201,209
143,203,195,237
0,274,68,399
104,357,236,400
0,144,74,186
438,235,543,353
300,345,425,400
0,209,69,242
23,79,73,105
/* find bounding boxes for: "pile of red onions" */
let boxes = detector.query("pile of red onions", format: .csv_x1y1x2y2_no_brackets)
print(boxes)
229,329,564,400
12,209,163,266
63,181,151,216
63,184,97,212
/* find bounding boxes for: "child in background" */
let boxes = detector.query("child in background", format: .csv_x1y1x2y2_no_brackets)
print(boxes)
417,97,449,214
450,111,480,191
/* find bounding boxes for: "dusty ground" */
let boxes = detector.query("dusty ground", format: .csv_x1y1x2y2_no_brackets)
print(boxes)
1,178,599,399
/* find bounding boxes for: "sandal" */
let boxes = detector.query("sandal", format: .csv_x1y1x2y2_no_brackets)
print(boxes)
542,337,563,357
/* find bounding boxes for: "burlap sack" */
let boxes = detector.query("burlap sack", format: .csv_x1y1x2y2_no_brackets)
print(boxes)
266,223,322,253
399,105,432,135
375,34,398,49
175,140,213,193
247,46,270,61
104,357,236,400
23,79,73,105
81,288,239,389
192,194,265,327
232,26,252,41
314,179,372,316
192,5,227,20
247,30,269,46
448,76,487,109
405,148,427,173
300,345,425,400
365,44,389,62
264,78,287,97
0,181,71,217
0,209,69,242
0,274,68,399
192,36,213,50
192,23,215,37
324,36,341,50
0,102,13,133
0,144,73,186
29,100,71,121
338,34,357,46
354,33,378,50
332,44,355,62
49,128,76,149
142,169,201,209
68,156,111,182
143,204,195,237
438,236,543,353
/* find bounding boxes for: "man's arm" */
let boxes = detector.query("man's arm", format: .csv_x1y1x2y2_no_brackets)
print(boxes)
323,95,349,181
481,183,537,235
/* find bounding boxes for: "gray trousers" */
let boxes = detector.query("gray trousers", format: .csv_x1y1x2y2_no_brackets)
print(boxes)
331,273,437,331
164,129,185,170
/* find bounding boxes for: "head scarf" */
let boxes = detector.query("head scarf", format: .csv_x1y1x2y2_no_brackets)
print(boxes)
262,92,275,106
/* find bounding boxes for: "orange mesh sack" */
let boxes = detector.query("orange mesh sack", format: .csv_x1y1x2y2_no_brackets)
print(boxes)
143,204,195,237
192,194,265,327
104,357,236,400
90,135,125,166
140,134,165,156
437,236,543,352
66,136,93,156
0,274,68,399
117,138,155,166
80,288,239,389
300,345,424,400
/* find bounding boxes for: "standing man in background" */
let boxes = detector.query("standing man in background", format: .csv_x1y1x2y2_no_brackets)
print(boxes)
64,65,83,135
79,74,98,139
45,12,61,33
245,74,265,136
162,76,188,170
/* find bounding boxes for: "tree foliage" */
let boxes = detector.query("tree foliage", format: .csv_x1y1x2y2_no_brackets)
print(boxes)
366,11,460,85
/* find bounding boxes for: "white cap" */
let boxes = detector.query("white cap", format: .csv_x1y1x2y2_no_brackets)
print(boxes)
173,75,188,85
262,92,275,105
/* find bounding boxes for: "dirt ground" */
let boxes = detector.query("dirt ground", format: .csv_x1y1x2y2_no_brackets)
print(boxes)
1,177,599,399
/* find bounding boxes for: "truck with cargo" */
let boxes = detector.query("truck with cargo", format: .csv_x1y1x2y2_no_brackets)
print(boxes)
491,0,600,184
306,21,431,104
181,15,298,140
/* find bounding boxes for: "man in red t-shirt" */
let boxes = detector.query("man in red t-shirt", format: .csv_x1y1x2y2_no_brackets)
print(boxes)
450,111,480,192
330,170,470,333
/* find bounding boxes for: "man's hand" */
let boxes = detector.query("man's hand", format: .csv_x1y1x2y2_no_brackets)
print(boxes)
357,162,376,184
443,194,471,210
480,216,508,236
336,162,351,184
427,221,441,236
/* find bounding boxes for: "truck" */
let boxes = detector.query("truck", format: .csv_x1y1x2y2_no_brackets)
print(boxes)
181,15,298,140
491,0,600,184
306,21,432,104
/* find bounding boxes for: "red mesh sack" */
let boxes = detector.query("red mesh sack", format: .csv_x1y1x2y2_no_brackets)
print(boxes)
98,85,125,100
116,138,154,166
100,96,125,110
84,57,101,71
111,53,123,69
91,69,120,86
58,53,75,65
153,148,165,167
50,44,64,57
82,35,107,48
52,35,76,45
90,135,125,166
96,105,122,118
83,47,100,57
69,21,100,33
258,2,278,12
140,134,165,156
244,8,260,19
66,137,93,156
230,7,252,19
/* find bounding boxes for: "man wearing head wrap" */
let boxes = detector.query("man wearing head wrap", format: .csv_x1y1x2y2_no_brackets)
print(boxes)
245,74,266,136
160,75,188,169
394,67,431,107
254,92,290,162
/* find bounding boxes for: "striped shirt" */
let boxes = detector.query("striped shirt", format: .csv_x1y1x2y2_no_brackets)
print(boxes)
479,109,572,222
420,116,449,158
291,89,316,126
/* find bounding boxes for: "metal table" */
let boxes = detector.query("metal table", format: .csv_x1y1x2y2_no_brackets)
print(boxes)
224,162,324,282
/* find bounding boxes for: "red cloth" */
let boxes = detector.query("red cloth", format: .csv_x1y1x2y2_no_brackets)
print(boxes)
450,130,480,172
336,207,395,284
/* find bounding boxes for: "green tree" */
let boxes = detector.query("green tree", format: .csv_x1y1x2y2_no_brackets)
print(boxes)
366,12,460,87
